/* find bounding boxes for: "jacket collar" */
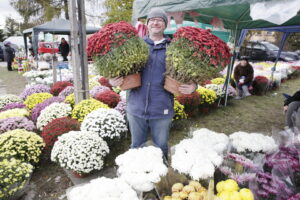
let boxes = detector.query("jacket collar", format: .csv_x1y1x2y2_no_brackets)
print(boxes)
143,36,171,46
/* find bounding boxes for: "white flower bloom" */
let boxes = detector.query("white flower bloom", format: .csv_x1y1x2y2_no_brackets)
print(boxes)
171,128,228,180
68,177,138,200
229,131,278,153
81,108,127,140
0,94,23,109
36,102,71,130
115,146,168,192
51,131,109,174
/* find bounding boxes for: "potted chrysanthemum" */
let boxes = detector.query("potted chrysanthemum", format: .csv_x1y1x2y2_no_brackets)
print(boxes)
87,21,149,90
165,27,231,95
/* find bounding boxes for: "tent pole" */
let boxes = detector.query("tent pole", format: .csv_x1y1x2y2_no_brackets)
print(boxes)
270,32,290,86
223,23,239,106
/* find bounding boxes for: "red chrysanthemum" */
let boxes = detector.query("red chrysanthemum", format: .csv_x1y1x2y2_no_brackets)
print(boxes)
50,81,73,96
95,90,121,108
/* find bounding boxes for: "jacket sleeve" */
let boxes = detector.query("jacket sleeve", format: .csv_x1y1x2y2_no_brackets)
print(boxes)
284,90,300,106
244,66,254,84
233,66,240,82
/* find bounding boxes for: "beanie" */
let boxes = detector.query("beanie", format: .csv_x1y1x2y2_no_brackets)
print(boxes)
147,8,168,26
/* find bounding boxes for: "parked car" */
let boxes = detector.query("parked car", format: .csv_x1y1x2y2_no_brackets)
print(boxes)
38,42,59,54
240,41,299,62
0,42,4,61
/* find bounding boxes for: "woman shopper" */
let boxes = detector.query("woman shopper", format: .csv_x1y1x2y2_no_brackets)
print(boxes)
233,56,254,100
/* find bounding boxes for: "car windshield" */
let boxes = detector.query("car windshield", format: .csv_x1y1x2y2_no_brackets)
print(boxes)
263,42,279,51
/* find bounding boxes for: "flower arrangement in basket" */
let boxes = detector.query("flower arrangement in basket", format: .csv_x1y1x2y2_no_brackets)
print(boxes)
51,131,109,175
0,158,33,199
87,21,149,90
0,129,45,164
165,27,231,95
81,108,127,142
41,117,80,151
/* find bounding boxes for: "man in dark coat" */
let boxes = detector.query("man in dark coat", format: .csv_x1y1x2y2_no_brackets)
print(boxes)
59,38,70,61
3,41,15,71
233,56,254,99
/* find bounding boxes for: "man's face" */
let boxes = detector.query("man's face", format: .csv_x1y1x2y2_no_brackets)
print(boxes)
147,17,166,37
240,60,247,66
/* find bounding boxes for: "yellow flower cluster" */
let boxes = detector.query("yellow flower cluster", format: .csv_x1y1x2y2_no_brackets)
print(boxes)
211,77,225,85
24,92,53,111
89,78,100,90
65,93,75,107
196,87,217,104
72,98,109,122
0,129,45,164
0,108,29,120
0,158,33,199
173,100,187,120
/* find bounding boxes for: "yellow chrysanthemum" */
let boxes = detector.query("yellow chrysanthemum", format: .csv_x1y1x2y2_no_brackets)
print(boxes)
24,92,53,111
173,100,188,120
211,77,225,85
71,98,109,122
196,87,217,104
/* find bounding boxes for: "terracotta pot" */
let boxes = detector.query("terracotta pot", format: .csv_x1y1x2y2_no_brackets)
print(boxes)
72,171,88,178
120,73,141,90
164,75,184,96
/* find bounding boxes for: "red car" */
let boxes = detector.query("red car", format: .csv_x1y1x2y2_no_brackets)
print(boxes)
38,42,59,54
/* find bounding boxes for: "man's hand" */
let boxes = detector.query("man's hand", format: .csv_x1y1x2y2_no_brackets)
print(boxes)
283,105,288,113
109,77,124,87
178,83,197,95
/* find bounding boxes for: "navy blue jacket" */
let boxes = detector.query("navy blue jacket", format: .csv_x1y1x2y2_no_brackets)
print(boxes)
126,37,174,119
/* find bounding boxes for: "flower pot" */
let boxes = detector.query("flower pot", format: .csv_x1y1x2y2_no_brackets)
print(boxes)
72,171,88,178
164,75,184,96
120,73,141,90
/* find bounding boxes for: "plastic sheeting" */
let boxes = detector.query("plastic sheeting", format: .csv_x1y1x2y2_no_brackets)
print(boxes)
250,0,300,25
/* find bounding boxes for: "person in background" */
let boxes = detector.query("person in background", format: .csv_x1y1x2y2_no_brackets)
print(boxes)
59,38,70,61
283,90,300,129
109,8,196,160
3,41,15,71
233,56,254,99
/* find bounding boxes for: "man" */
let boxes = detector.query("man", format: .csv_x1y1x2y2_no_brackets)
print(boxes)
110,8,196,159
233,56,254,99
3,41,15,71
283,90,300,129
59,38,70,61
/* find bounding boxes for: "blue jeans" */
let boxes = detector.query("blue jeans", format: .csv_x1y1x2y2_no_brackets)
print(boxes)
126,113,172,159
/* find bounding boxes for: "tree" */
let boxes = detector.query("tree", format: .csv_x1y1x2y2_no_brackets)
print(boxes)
286,33,300,51
103,0,134,25
4,17,20,37
0,29,5,41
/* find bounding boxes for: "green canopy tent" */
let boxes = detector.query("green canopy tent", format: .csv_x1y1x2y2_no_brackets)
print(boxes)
132,0,300,105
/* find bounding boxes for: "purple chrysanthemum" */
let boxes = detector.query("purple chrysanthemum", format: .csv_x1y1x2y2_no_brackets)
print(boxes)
58,86,74,98
89,85,111,98
20,84,51,100
114,100,126,116
31,96,64,122
0,102,26,112
0,117,36,133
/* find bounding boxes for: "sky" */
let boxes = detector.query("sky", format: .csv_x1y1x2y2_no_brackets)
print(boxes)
0,0,104,29
0,0,22,29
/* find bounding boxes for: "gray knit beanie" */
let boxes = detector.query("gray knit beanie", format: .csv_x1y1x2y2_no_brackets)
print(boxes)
147,8,168,26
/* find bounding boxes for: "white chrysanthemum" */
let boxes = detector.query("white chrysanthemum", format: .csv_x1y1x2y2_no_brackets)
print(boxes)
68,177,138,200
171,128,227,180
205,84,225,98
81,108,127,140
36,102,71,130
51,131,109,174
0,94,23,109
229,131,278,153
115,146,168,192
